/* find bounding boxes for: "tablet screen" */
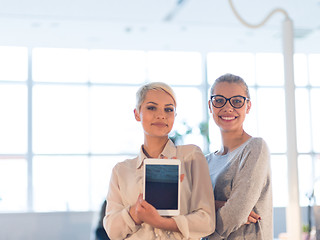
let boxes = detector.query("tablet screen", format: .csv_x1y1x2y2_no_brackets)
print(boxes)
143,159,180,216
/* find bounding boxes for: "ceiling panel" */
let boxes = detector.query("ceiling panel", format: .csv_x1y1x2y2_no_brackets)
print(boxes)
0,0,319,52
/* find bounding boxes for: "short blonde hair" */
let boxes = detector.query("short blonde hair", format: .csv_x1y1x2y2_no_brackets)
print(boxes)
135,82,177,112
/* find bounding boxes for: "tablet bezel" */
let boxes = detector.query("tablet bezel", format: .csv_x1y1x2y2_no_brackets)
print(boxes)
143,158,181,216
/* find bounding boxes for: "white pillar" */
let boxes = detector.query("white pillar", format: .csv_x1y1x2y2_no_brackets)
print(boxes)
283,17,302,240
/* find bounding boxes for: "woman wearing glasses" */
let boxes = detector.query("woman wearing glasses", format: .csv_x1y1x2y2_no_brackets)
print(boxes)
205,73,273,239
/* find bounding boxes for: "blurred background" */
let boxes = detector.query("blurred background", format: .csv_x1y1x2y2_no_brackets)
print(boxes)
0,0,320,239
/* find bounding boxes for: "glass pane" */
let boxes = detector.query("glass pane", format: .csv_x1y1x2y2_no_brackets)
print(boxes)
90,155,133,211
309,54,320,86
89,50,147,83
0,158,27,212
172,87,204,148
33,156,89,212
0,84,27,154
0,46,28,81
207,52,255,86
310,89,320,152
294,54,308,86
314,155,320,205
32,48,89,83
256,88,286,153
271,154,288,207
256,53,284,86
295,89,312,152
89,86,143,154
298,155,313,206
244,87,258,136
147,51,202,85
208,119,222,154
33,85,89,154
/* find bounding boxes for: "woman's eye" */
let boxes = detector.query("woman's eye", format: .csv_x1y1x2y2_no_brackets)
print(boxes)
165,107,174,112
147,106,156,110
233,99,242,104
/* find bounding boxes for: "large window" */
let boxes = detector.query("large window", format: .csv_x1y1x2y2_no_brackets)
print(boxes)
0,46,319,212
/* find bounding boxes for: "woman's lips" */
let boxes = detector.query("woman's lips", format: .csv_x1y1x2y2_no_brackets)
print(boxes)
220,116,236,120
152,122,168,127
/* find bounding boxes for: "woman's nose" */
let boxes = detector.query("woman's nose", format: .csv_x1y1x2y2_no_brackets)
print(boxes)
156,109,165,118
223,101,234,111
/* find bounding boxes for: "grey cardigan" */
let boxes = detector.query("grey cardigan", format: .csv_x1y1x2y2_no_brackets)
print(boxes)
206,137,273,240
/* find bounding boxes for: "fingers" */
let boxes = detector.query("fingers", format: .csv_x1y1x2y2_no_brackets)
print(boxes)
180,174,185,182
160,156,177,159
249,211,261,221
247,215,257,223
246,211,261,224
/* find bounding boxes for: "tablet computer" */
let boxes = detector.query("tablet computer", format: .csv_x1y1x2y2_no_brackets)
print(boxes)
143,158,181,216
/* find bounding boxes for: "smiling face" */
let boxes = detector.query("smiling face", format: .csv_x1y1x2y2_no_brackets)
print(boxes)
208,82,251,133
134,89,176,139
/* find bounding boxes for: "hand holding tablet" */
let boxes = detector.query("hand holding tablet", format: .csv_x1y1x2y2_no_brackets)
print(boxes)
143,158,181,216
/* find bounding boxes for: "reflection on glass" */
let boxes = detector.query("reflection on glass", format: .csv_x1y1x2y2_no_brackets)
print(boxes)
309,54,320,86
33,156,89,212
311,89,320,152
0,46,28,81
89,86,143,154
294,54,308,86
89,50,147,83
32,48,89,83
256,88,286,153
147,51,202,85
256,53,284,86
270,155,288,207
0,158,27,212
90,156,132,211
207,52,255,86
295,89,312,152
33,85,89,154
0,85,27,154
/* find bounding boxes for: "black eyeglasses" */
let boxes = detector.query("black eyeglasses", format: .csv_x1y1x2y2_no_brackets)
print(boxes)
210,95,249,109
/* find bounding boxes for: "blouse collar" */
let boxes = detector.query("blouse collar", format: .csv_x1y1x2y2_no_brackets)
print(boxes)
136,139,177,169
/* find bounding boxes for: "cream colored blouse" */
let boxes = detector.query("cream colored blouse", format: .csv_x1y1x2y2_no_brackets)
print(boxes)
103,140,215,240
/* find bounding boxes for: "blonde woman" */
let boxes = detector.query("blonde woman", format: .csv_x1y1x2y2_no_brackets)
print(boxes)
206,73,273,239
103,82,215,240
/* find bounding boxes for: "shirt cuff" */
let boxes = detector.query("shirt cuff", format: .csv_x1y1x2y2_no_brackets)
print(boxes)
173,215,189,239
121,206,140,234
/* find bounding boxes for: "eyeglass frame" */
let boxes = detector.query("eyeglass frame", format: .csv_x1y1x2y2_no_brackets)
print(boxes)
210,95,250,109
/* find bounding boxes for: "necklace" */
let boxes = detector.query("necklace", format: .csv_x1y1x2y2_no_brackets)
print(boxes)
142,146,152,158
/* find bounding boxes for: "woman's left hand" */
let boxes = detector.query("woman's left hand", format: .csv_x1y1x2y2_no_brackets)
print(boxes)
245,211,261,224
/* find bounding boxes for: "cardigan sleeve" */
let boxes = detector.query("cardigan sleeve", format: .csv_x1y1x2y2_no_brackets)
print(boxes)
211,138,270,239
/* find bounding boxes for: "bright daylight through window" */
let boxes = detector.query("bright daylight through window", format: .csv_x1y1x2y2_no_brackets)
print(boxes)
0,46,319,212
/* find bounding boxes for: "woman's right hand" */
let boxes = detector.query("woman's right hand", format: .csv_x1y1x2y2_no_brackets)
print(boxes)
129,194,144,225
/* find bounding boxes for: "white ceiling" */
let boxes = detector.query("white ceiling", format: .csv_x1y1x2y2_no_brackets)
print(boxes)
0,0,320,53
